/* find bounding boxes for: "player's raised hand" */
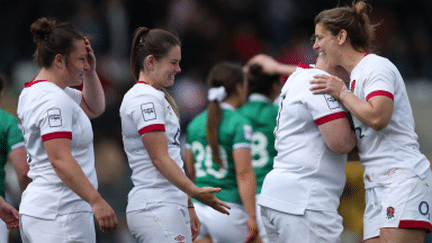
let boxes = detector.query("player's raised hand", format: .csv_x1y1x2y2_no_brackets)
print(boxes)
84,37,97,74
192,187,231,215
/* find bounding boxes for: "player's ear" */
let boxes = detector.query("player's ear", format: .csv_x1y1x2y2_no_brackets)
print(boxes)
145,55,155,71
337,29,348,46
54,54,66,69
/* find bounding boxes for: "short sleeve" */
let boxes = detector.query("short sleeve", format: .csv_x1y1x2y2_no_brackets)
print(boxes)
307,93,347,126
130,93,166,136
39,96,73,141
233,120,252,150
363,60,395,101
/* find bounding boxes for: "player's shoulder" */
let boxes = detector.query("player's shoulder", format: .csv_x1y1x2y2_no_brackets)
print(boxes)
0,109,19,129
187,110,207,131
229,110,252,127
122,84,164,105
361,54,396,70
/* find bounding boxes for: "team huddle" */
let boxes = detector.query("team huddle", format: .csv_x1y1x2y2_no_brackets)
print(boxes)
0,1,431,243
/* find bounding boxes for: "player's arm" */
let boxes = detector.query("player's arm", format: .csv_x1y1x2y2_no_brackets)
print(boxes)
185,148,196,182
142,131,230,215
0,196,19,229
187,197,200,240
318,116,356,154
80,37,105,119
245,54,297,76
233,147,260,242
8,147,31,191
310,75,394,130
44,138,118,232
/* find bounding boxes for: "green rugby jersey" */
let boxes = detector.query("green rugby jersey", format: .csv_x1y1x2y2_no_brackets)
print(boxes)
237,94,278,194
0,109,25,198
186,106,252,205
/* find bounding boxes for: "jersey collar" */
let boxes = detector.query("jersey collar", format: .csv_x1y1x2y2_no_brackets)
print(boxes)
220,102,235,111
24,79,48,88
248,93,272,103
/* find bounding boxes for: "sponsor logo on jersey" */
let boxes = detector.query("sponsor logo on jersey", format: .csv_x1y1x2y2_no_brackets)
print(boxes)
47,108,62,127
324,94,340,109
141,102,156,121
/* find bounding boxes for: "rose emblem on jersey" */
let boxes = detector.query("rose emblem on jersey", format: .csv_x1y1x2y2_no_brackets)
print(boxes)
386,206,395,219
174,235,185,242
350,80,356,92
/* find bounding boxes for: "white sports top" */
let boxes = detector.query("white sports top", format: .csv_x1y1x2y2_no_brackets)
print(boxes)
120,81,187,213
258,65,349,215
350,54,430,188
17,80,96,219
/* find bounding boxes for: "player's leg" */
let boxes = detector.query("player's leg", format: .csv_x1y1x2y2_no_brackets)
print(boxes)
127,202,192,243
19,212,95,243
203,202,249,243
255,195,268,243
193,202,212,243
0,219,8,243
365,171,432,243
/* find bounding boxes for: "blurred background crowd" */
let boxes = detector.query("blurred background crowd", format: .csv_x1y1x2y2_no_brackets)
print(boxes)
1,0,432,242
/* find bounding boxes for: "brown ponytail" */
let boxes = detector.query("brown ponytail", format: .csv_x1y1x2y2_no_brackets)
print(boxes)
130,27,182,120
206,62,244,168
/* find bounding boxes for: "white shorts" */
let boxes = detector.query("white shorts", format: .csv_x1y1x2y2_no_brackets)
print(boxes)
126,202,192,243
256,194,268,243
363,170,432,240
0,219,8,243
260,206,343,243
195,202,249,243
19,212,95,243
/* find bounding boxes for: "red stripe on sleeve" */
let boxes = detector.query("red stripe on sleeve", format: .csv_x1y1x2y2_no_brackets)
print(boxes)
138,124,165,136
41,132,72,141
399,220,432,233
366,90,394,101
314,112,348,126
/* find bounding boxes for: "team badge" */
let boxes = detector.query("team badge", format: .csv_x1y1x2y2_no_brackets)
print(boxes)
141,102,156,121
47,108,62,127
350,80,356,92
386,206,395,219
174,235,185,242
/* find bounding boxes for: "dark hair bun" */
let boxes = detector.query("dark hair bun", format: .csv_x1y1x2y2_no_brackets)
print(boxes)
30,17,56,44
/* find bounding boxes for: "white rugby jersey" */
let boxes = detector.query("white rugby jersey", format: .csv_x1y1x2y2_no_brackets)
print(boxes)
17,80,97,219
258,64,349,215
350,54,430,188
120,81,187,213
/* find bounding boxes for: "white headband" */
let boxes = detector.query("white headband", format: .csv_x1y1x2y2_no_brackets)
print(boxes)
207,86,227,102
